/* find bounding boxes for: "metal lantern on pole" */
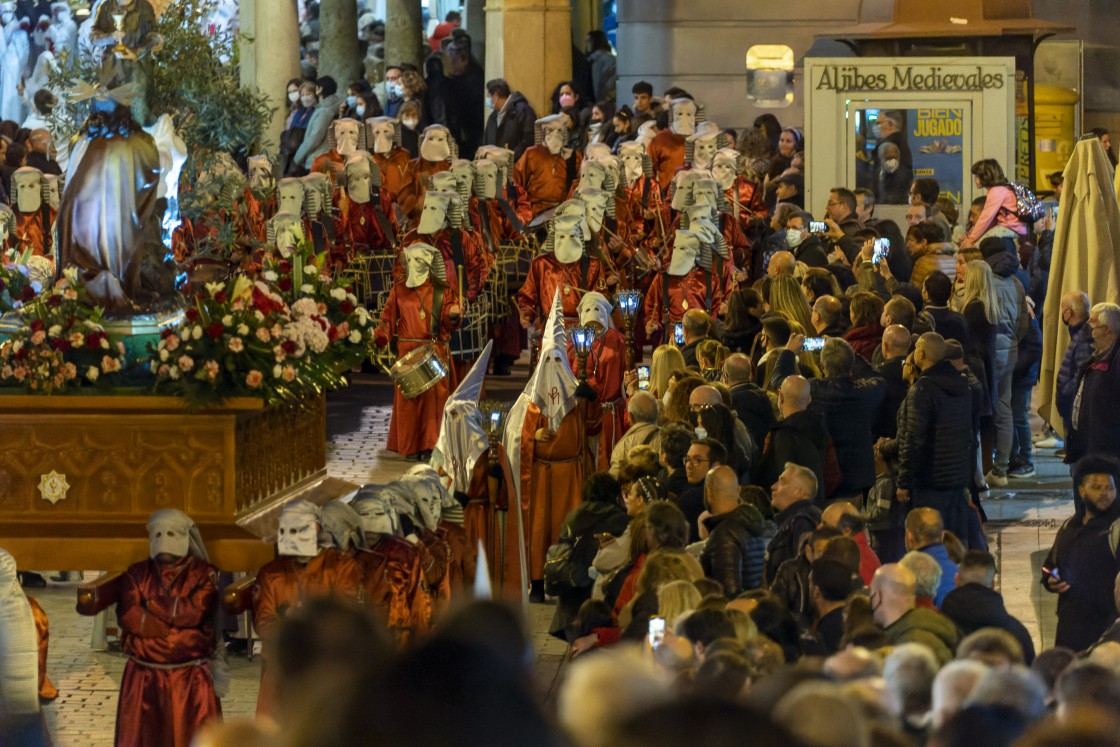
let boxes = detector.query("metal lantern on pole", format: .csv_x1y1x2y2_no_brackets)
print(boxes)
614,289,642,369
479,399,510,584
568,325,598,381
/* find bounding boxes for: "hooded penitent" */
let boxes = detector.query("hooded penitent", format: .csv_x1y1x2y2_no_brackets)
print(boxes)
430,339,494,495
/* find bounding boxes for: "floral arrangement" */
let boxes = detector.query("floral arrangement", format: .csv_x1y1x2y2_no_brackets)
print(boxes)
0,253,54,313
149,250,374,406
0,270,128,393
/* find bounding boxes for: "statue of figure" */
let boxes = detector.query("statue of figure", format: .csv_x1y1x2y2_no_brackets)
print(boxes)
89,0,163,126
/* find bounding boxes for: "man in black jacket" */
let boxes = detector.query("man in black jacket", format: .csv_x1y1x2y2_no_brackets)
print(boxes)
922,271,969,346
678,438,728,543
722,353,775,447
1067,303,1120,464
809,338,886,500
765,463,823,584
680,309,714,369
895,333,974,543
940,549,1035,663
874,324,911,439
700,466,769,597
757,375,829,502
784,212,829,268
484,78,537,161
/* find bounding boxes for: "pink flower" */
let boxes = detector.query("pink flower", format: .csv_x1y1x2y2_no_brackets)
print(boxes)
228,337,244,353
204,359,220,380
101,355,122,374
176,355,194,372
165,335,181,352
157,364,170,378
281,365,296,382
245,370,263,388
256,327,271,343
29,330,45,345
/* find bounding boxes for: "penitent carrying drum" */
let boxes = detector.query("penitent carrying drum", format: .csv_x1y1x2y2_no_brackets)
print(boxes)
389,344,448,398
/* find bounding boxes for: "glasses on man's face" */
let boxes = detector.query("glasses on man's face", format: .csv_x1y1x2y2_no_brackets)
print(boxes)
683,455,709,467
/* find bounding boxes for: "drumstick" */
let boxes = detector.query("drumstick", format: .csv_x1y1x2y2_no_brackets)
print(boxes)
458,265,465,305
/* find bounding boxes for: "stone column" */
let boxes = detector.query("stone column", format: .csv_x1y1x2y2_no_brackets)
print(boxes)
319,0,363,87
463,0,486,70
485,0,572,117
569,0,601,50
385,0,424,71
240,0,301,150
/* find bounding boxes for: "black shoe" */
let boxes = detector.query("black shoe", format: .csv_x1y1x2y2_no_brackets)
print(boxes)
19,572,46,589
225,638,249,656
529,580,545,603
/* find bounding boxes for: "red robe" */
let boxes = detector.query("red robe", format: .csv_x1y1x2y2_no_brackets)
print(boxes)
726,177,768,223
374,279,461,456
436,519,476,598
374,147,412,200
14,209,54,256
569,328,627,471
238,186,275,244
480,181,533,242
399,158,451,224
251,549,361,715
513,145,582,218
643,263,733,328
516,253,607,327
311,149,347,184
617,176,668,252
647,130,686,190
340,190,398,254
399,227,489,303
519,403,587,579
357,534,429,642
115,556,221,747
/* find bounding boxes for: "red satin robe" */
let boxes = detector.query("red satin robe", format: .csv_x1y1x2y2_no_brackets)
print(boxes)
340,190,398,254
569,327,627,471
726,177,768,224
374,147,412,200
516,253,607,327
513,146,582,217
311,149,347,184
374,279,461,456
357,534,429,642
251,549,361,716
647,130,686,190
480,181,533,242
14,209,54,256
436,519,476,598
239,187,275,244
115,556,221,747
27,597,57,701
617,176,668,250
643,263,733,328
518,403,587,579
399,158,450,224
399,227,489,303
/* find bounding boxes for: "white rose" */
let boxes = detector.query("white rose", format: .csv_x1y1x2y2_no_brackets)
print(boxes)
349,330,362,343
300,284,314,294
263,271,279,282
237,324,249,336
159,348,169,362
192,325,203,340
86,366,99,382
48,325,61,336
273,364,283,378
222,315,234,327
169,366,181,380
330,287,347,300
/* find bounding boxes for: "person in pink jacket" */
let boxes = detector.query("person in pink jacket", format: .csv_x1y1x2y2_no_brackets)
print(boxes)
959,159,1028,250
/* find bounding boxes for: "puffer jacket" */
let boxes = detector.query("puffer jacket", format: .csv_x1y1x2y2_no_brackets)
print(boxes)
809,373,887,496
700,503,771,598
764,500,821,586
910,241,957,289
896,359,973,492
1056,321,1094,420
983,246,1029,346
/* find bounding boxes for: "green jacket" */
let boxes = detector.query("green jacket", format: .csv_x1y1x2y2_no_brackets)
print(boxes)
883,607,960,665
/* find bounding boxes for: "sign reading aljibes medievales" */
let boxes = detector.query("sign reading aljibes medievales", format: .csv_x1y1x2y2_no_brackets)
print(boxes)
814,65,1007,92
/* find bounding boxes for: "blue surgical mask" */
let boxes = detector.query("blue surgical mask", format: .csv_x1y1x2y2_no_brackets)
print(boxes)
347,95,357,108
355,106,366,117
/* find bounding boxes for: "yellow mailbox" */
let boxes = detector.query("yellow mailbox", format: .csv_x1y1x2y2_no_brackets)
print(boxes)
1034,83,1079,190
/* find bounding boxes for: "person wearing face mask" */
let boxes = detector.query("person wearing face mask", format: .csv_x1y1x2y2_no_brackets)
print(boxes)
783,211,829,268
713,147,768,235
310,117,362,185
348,486,430,643
383,64,404,118
251,499,361,716
567,291,627,471
340,151,397,254
338,79,371,120
516,212,607,330
615,140,667,262
374,243,463,460
513,114,583,219
365,116,411,199
648,96,700,190
112,509,221,747
483,78,537,162
293,76,344,174
10,165,51,256
877,140,911,205
238,154,276,244
280,80,315,176
643,229,733,343
399,123,455,222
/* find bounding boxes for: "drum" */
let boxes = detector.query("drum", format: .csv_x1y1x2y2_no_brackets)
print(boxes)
389,344,449,398
449,296,490,362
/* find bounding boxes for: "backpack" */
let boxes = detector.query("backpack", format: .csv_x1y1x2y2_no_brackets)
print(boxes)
1002,182,1045,223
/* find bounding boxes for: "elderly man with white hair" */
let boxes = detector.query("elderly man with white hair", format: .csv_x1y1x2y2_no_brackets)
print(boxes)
609,390,661,476
1067,302,1120,462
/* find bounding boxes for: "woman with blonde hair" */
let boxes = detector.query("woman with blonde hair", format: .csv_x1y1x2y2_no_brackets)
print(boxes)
649,344,686,401
958,259,999,437
657,579,702,629
767,274,814,334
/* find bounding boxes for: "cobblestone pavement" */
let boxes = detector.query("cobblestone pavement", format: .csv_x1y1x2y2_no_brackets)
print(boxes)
28,369,1072,744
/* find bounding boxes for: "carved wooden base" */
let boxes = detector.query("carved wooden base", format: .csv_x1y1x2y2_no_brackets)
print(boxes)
0,393,331,572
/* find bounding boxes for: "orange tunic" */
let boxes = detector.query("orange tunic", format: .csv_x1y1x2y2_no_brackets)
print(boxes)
516,253,607,327
239,187,275,244
480,180,533,242
399,227,489,303
27,597,57,701
513,146,582,218
436,519,476,598
311,149,347,184
399,158,451,224
115,557,221,747
569,327,627,470
251,549,361,716
643,263,733,328
374,279,462,456
519,403,587,579
14,209,53,256
374,147,412,200
357,534,429,641
647,130,686,190
340,190,398,254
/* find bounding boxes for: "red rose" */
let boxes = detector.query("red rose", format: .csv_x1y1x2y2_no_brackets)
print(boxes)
47,294,62,307
339,300,354,314
214,291,228,304
206,322,224,339
281,339,297,354
185,307,200,322
278,277,293,292
160,328,174,339
279,261,293,275
87,333,101,349
21,285,35,301
328,325,339,342
29,320,43,332
50,338,70,351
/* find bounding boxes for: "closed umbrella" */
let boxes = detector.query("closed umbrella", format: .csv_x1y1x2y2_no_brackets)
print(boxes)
1038,137,1120,436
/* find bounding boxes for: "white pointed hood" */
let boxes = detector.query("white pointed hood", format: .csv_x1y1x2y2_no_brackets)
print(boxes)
530,290,579,431
430,340,494,495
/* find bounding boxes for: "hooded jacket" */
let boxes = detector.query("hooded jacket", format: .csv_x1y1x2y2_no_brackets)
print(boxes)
883,607,960,666
940,583,1036,663
983,245,1029,346
701,503,771,597
896,359,972,492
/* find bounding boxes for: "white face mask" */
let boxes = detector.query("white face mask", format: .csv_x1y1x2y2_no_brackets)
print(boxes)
882,158,899,174
474,162,499,199
278,181,303,214
786,228,805,248
407,482,443,531
581,193,609,233
288,91,299,104
405,254,432,288
277,518,320,558
370,122,395,154
355,106,366,117
693,138,718,169
418,196,450,234
695,426,708,439
356,499,399,536
543,126,567,156
148,525,190,560
248,159,272,192
345,161,372,204
402,118,419,130
271,215,302,255
346,95,358,108
671,102,698,137
669,236,699,276
553,225,584,264
620,152,643,185
712,160,737,190
334,121,360,156
13,172,41,213
420,129,452,162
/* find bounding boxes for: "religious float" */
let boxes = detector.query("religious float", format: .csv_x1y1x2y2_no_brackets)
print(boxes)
0,0,365,573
